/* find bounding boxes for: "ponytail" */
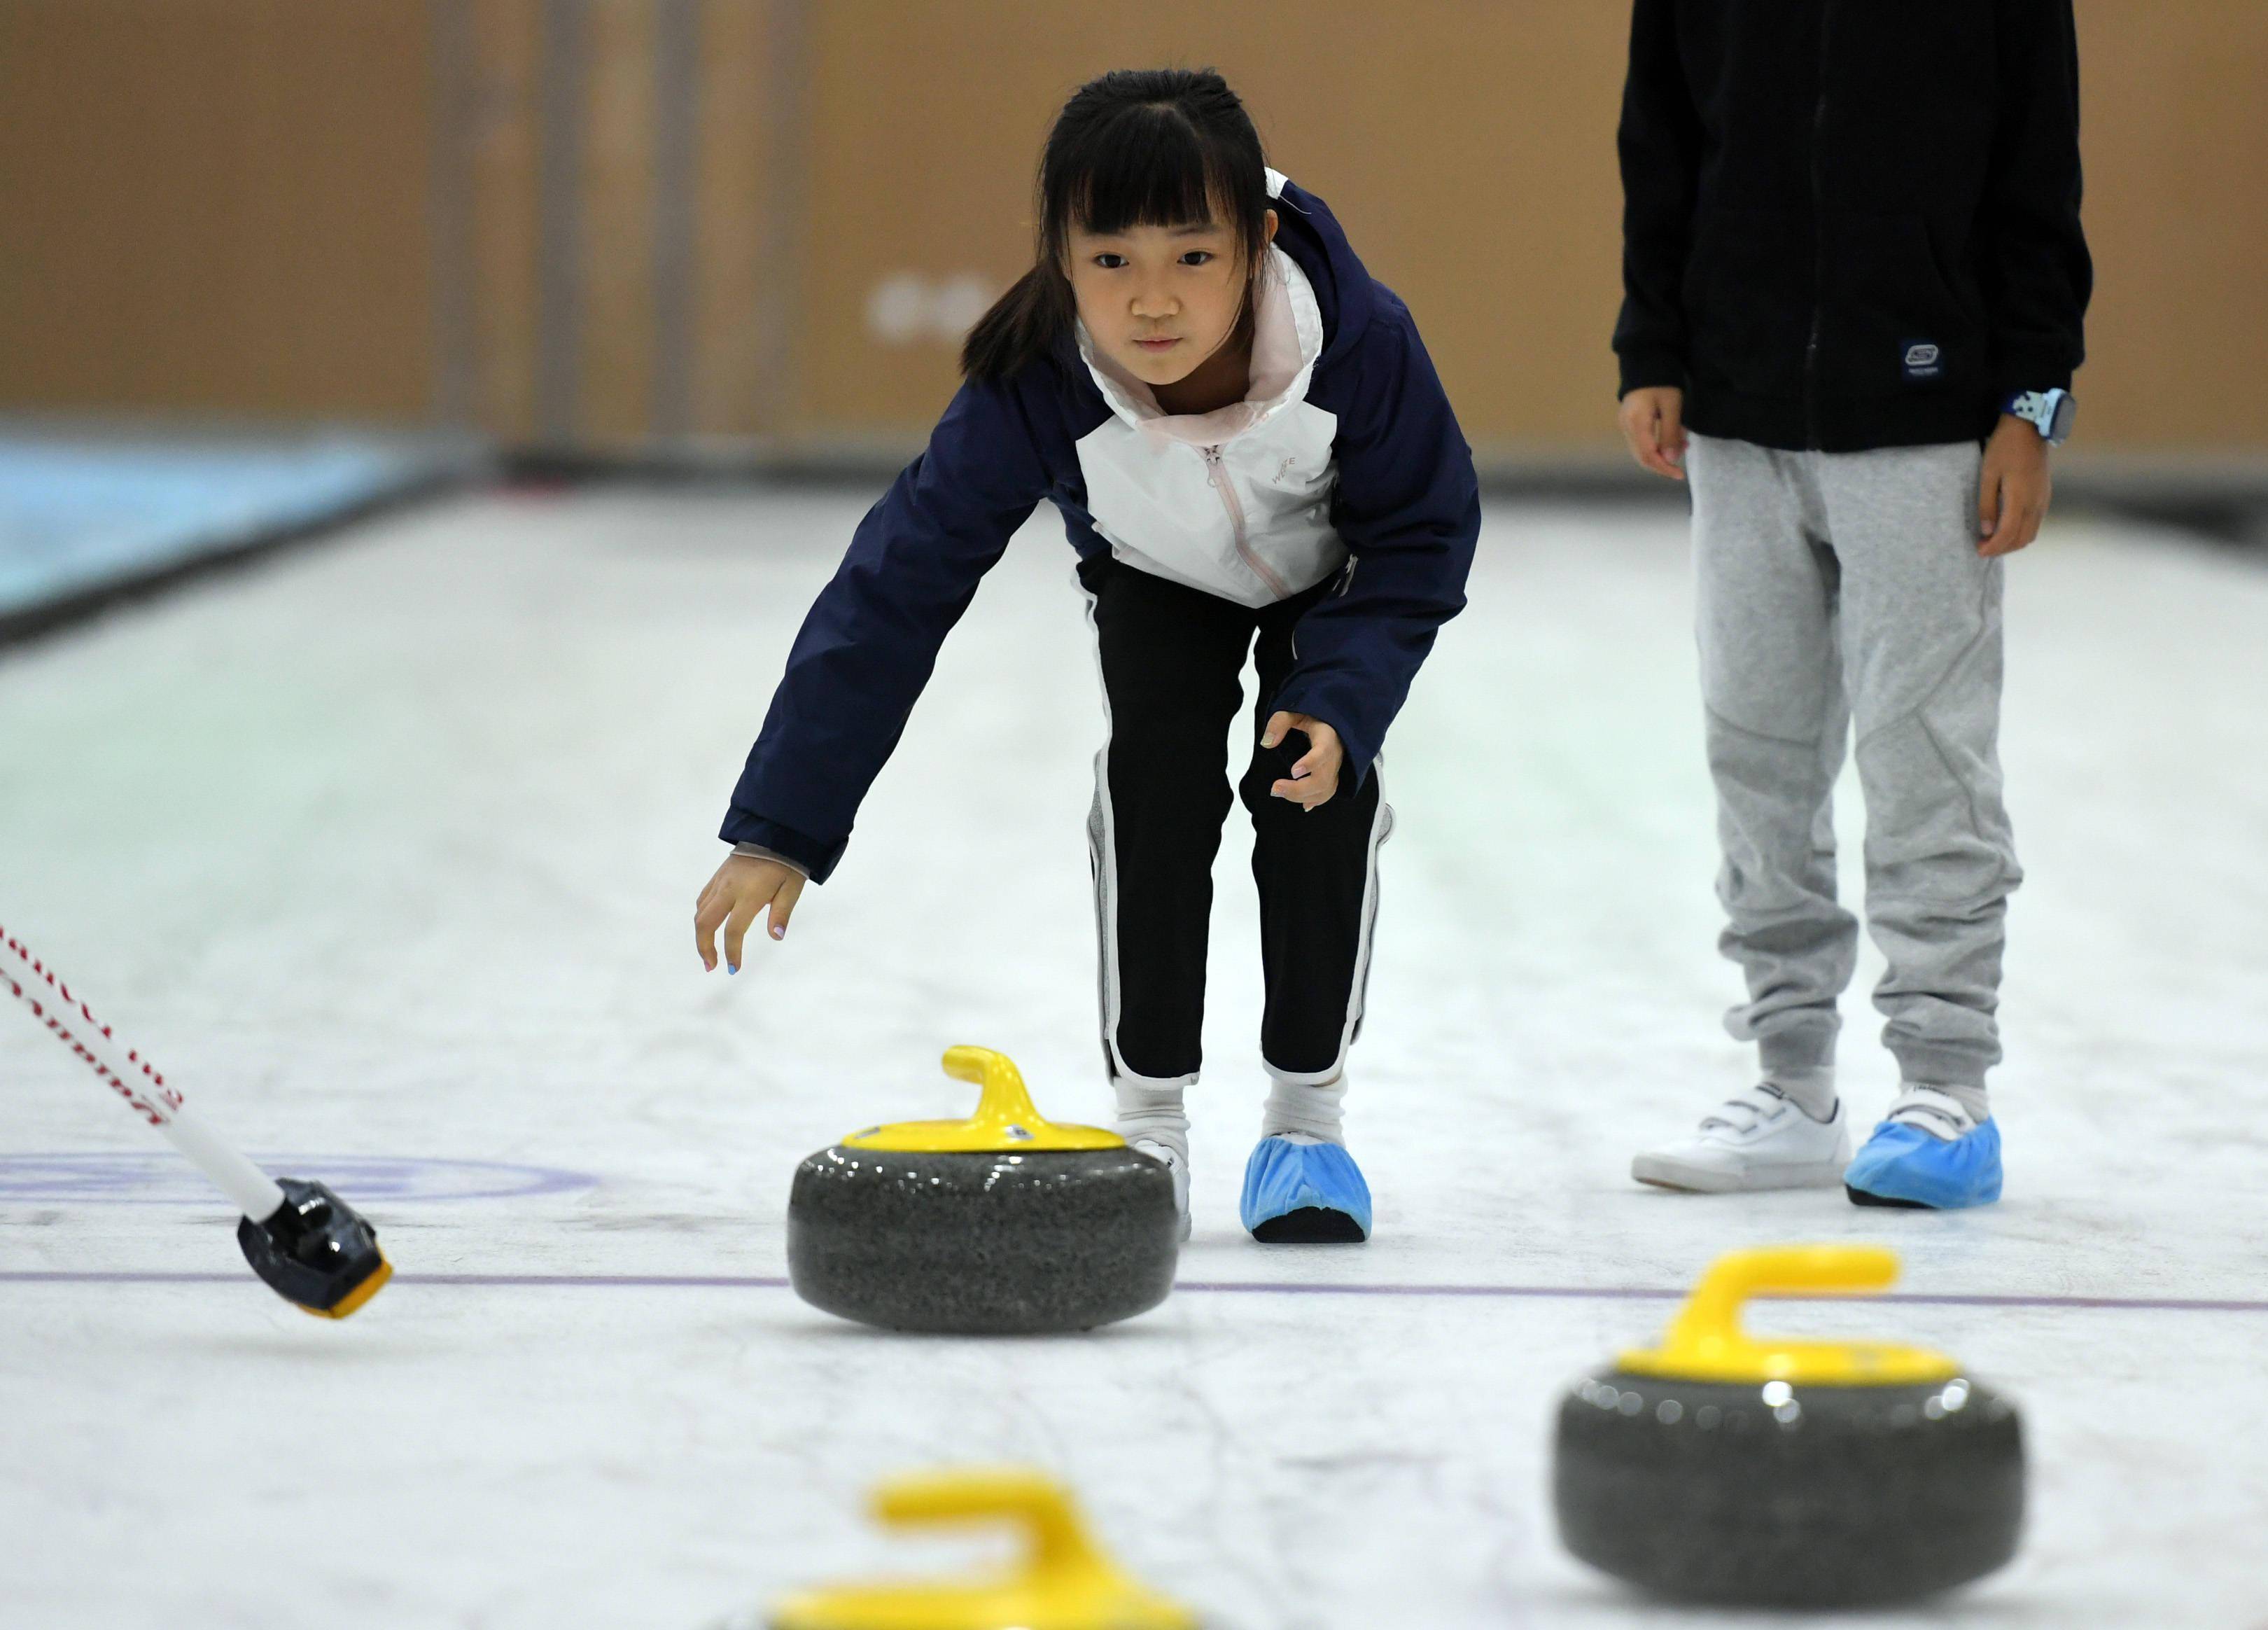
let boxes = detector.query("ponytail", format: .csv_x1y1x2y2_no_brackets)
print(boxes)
960,263,1077,382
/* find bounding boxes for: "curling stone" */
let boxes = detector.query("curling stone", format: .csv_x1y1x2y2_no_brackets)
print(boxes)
786,1046,1178,1335
1553,1244,2023,1608
766,1468,1196,1630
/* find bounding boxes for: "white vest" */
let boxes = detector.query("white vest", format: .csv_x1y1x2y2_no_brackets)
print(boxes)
1073,243,1345,608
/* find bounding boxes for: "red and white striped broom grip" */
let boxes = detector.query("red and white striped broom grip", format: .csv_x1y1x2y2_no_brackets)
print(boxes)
2,923,286,1220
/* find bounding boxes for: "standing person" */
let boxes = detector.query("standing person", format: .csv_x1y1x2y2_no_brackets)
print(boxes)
1613,4,2090,1207
692,69,1479,1243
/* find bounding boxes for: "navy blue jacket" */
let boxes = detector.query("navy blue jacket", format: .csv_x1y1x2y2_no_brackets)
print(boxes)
722,181,1480,882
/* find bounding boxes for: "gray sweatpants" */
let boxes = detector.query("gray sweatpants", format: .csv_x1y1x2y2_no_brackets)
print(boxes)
1688,433,2021,1089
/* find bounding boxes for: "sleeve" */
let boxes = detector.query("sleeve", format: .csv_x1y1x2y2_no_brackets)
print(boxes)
719,375,1053,882
1270,298,1480,788
1611,0,1704,397
1980,0,2092,398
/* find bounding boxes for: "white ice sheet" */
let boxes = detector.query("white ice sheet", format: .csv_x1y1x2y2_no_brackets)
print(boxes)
3,489,2264,1626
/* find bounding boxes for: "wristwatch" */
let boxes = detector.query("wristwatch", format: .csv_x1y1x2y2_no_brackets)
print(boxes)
2005,388,2076,446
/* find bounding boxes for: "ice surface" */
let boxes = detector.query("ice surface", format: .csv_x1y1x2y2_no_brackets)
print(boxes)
3,487,2264,1626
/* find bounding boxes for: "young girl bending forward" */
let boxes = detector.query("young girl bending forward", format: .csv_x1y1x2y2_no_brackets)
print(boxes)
693,69,1478,1244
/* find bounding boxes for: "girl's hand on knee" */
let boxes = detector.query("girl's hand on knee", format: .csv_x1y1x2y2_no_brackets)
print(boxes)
694,854,806,972
1263,711,1343,811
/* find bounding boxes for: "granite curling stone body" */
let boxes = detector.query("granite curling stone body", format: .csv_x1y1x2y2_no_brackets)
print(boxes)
1553,1245,2024,1608
768,1468,1197,1630
787,1047,1179,1334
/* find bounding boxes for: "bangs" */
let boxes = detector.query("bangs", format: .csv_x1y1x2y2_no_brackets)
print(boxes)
1038,100,1270,263
1056,102,1242,239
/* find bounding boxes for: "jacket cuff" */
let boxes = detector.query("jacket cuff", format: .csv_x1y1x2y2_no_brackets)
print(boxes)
729,842,810,880
1990,350,2076,401
718,810,843,883
1616,348,1688,398
1264,683,1378,792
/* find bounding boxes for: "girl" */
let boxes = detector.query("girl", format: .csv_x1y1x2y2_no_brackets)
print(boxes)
693,69,1479,1244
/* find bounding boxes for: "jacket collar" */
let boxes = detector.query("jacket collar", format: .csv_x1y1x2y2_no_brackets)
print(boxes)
1268,172,1374,370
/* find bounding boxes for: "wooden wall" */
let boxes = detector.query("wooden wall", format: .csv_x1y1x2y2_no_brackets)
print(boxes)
0,1,435,422
2071,2,2268,453
792,1,1631,453
1,1,2263,457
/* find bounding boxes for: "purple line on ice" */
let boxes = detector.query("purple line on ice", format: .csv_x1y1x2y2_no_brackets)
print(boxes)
0,1152,598,1203
6,1270,2267,1314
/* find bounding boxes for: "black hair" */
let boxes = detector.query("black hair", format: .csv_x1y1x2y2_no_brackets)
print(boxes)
960,68,1271,382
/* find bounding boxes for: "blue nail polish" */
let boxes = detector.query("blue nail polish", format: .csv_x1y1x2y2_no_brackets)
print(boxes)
727,963,738,975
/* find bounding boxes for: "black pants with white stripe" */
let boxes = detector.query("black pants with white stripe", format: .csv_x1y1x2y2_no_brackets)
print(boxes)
1080,555,1391,1086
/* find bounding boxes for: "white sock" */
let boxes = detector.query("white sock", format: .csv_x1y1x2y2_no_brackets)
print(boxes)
1764,1066,1839,1123
1261,1067,1347,1145
1112,1070,1193,1167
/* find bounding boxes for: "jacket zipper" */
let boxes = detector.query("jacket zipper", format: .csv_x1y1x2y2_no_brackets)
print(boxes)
1805,0,1837,450
1203,445,1292,599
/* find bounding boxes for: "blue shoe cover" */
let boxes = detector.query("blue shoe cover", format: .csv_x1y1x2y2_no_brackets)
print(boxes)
1844,1117,2003,1210
1240,1136,1372,1242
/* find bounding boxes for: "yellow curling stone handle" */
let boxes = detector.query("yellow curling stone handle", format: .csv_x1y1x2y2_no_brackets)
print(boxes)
841,1047,1123,1154
769,1468,1198,1630
1615,1244,1961,1386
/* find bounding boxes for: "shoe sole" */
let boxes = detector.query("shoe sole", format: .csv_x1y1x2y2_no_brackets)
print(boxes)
1631,1156,1848,1194
1846,1183,1935,1211
1250,1206,1368,1244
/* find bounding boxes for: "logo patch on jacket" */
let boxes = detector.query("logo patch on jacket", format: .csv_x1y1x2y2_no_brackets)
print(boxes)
1902,341,1945,382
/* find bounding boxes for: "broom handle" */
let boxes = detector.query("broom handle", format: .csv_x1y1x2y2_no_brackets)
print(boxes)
3,924,285,1220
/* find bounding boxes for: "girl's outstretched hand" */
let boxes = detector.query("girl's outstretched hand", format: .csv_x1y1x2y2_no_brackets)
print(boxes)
694,853,806,973
1262,711,1343,811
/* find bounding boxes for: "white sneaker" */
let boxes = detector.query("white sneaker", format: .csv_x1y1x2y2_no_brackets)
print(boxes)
1632,1083,1851,1193
1883,1085,1985,1138
1128,1137,1191,1241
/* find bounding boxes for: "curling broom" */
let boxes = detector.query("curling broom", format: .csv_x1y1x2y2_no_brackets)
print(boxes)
3,922,389,1317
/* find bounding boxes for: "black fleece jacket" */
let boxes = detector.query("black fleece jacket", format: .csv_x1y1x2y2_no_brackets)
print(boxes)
1613,0,2092,452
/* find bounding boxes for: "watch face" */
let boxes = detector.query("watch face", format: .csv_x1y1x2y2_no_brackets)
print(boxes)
2047,392,2076,443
